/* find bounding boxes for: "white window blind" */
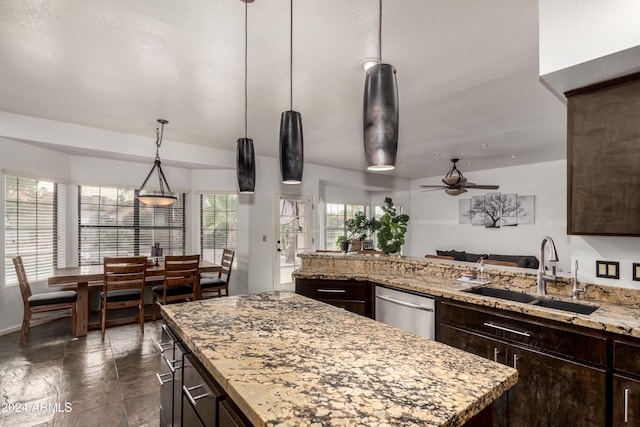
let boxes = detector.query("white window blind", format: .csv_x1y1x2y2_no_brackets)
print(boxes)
4,175,64,285
200,194,237,265
325,203,367,250
78,185,185,265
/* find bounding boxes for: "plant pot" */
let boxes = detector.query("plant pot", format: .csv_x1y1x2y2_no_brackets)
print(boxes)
340,240,350,253
350,239,362,251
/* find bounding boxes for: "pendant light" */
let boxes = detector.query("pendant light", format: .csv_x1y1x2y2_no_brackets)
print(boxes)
237,0,256,194
138,119,178,206
279,0,304,184
363,0,399,171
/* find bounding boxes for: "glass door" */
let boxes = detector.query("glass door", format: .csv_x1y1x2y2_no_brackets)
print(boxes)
274,195,313,291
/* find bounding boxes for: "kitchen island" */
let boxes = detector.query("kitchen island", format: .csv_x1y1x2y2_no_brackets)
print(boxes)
161,291,517,426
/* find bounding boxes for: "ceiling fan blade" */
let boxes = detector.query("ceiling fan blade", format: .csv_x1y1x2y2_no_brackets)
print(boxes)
420,187,443,192
464,184,500,190
419,184,447,188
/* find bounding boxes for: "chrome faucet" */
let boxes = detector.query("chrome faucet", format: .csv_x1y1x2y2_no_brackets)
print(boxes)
572,260,587,300
537,236,559,295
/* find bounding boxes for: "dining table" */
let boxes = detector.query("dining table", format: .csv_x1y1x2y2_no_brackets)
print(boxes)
48,260,222,337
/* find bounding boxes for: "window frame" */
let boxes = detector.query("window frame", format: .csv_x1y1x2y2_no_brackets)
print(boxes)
324,203,368,250
199,193,238,267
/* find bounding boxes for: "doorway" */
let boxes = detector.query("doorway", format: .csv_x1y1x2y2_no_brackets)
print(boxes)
274,194,313,291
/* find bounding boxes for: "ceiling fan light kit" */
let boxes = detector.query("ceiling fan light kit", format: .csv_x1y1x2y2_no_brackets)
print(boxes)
237,0,256,194
279,0,304,184
363,0,398,172
137,119,178,206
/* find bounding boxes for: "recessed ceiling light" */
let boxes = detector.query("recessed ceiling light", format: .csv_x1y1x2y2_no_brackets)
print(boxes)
433,152,442,157
511,154,518,158
360,58,379,70
480,144,489,148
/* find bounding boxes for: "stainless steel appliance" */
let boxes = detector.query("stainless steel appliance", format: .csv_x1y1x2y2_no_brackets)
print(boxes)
375,286,435,339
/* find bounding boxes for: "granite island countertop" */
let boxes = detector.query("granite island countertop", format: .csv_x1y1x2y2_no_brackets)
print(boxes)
161,291,517,427
294,253,640,338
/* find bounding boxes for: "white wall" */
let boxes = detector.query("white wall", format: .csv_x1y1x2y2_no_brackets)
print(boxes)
409,160,569,271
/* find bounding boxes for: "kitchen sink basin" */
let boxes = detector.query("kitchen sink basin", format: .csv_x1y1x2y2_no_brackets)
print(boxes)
464,287,538,303
464,286,599,315
531,298,599,315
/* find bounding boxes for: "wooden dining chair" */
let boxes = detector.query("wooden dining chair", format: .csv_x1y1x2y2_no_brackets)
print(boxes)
13,256,77,344
200,249,235,298
152,254,200,320
101,256,147,340
425,254,455,260
483,259,519,267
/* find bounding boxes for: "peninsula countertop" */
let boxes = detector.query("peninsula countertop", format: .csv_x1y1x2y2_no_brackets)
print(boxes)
161,291,517,427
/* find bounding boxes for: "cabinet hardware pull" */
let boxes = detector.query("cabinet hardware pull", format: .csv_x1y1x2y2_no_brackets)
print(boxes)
375,295,434,312
493,347,500,363
155,341,173,353
183,385,210,407
483,322,531,337
163,355,182,373
156,372,173,386
513,354,519,369
317,289,346,293
625,388,630,423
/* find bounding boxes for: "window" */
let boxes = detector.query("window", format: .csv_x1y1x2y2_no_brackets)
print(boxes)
200,194,237,265
78,185,185,265
5,175,65,285
324,203,367,249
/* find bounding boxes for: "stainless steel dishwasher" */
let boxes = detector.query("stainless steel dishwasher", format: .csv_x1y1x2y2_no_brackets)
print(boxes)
375,286,435,339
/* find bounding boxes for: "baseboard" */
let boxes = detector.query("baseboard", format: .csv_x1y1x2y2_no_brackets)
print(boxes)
0,317,68,337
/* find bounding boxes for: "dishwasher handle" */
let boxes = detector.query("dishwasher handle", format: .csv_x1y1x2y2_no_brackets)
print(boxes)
376,294,434,312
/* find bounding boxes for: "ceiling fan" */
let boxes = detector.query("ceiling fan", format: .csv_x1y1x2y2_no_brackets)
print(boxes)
420,158,499,196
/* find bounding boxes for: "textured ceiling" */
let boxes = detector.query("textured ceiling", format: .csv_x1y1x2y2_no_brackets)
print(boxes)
0,0,566,179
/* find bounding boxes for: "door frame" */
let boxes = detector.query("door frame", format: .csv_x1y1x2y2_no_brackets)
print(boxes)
272,193,315,290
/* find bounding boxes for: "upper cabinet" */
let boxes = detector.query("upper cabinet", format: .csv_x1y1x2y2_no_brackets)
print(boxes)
567,74,640,236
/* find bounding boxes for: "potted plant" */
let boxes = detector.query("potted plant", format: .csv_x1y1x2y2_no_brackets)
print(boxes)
336,235,350,253
345,211,380,251
377,197,409,254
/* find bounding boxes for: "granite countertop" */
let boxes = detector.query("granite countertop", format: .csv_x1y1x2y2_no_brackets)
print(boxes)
293,254,640,338
161,292,517,427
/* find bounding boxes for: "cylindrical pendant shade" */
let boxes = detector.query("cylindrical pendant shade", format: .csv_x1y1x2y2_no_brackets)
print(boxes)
363,63,399,171
279,110,304,184
236,138,255,194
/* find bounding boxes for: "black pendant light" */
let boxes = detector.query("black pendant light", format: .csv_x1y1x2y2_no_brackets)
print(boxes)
279,0,304,184
138,119,178,206
237,0,255,194
363,0,399,171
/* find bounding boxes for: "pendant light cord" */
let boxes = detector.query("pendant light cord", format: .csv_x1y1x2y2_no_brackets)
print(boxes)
290,0,293,111
155,122,164,160
378,0,382,63
244,0,248,139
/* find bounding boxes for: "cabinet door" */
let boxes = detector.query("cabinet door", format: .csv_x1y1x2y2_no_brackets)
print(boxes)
438,324,509,427
507,345,606,427
612,375,640,426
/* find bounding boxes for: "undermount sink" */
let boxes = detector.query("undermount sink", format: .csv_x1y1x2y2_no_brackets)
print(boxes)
463,287,599,315
464,287,538,304
531,298,599,315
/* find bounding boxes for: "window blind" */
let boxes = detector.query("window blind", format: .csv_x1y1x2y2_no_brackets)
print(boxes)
78,185,185,265
325,203,367,249
200,194,237,265
4,175,64,285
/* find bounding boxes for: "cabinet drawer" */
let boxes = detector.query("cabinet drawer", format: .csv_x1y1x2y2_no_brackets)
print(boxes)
219,400,252,427
614,339,640,377
183,353,225,427
320,299,366,316
440,300,607,367
295,279,369,301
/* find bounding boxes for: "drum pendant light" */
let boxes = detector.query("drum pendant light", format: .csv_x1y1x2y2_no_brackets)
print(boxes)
279,0,304,184
363,0,399,171
237,0,255,194
138,119,178,206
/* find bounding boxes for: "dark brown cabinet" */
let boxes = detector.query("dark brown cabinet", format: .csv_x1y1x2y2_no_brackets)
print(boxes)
439,300,607,427
295,279,374,318
567,75,640,235
613,339,640,425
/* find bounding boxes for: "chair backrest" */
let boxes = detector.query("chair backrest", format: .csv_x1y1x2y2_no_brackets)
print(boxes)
483,259,519,267
12,256,32,304
103,256,147,295
218,249,235,284
164,255,200,289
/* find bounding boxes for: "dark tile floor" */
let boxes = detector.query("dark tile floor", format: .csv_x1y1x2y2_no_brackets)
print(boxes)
0,314,162,427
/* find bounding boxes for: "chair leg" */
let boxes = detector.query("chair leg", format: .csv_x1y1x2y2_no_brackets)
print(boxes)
19,311,30,345
152,293,158,321
139,301,145,335
101,299,107,341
